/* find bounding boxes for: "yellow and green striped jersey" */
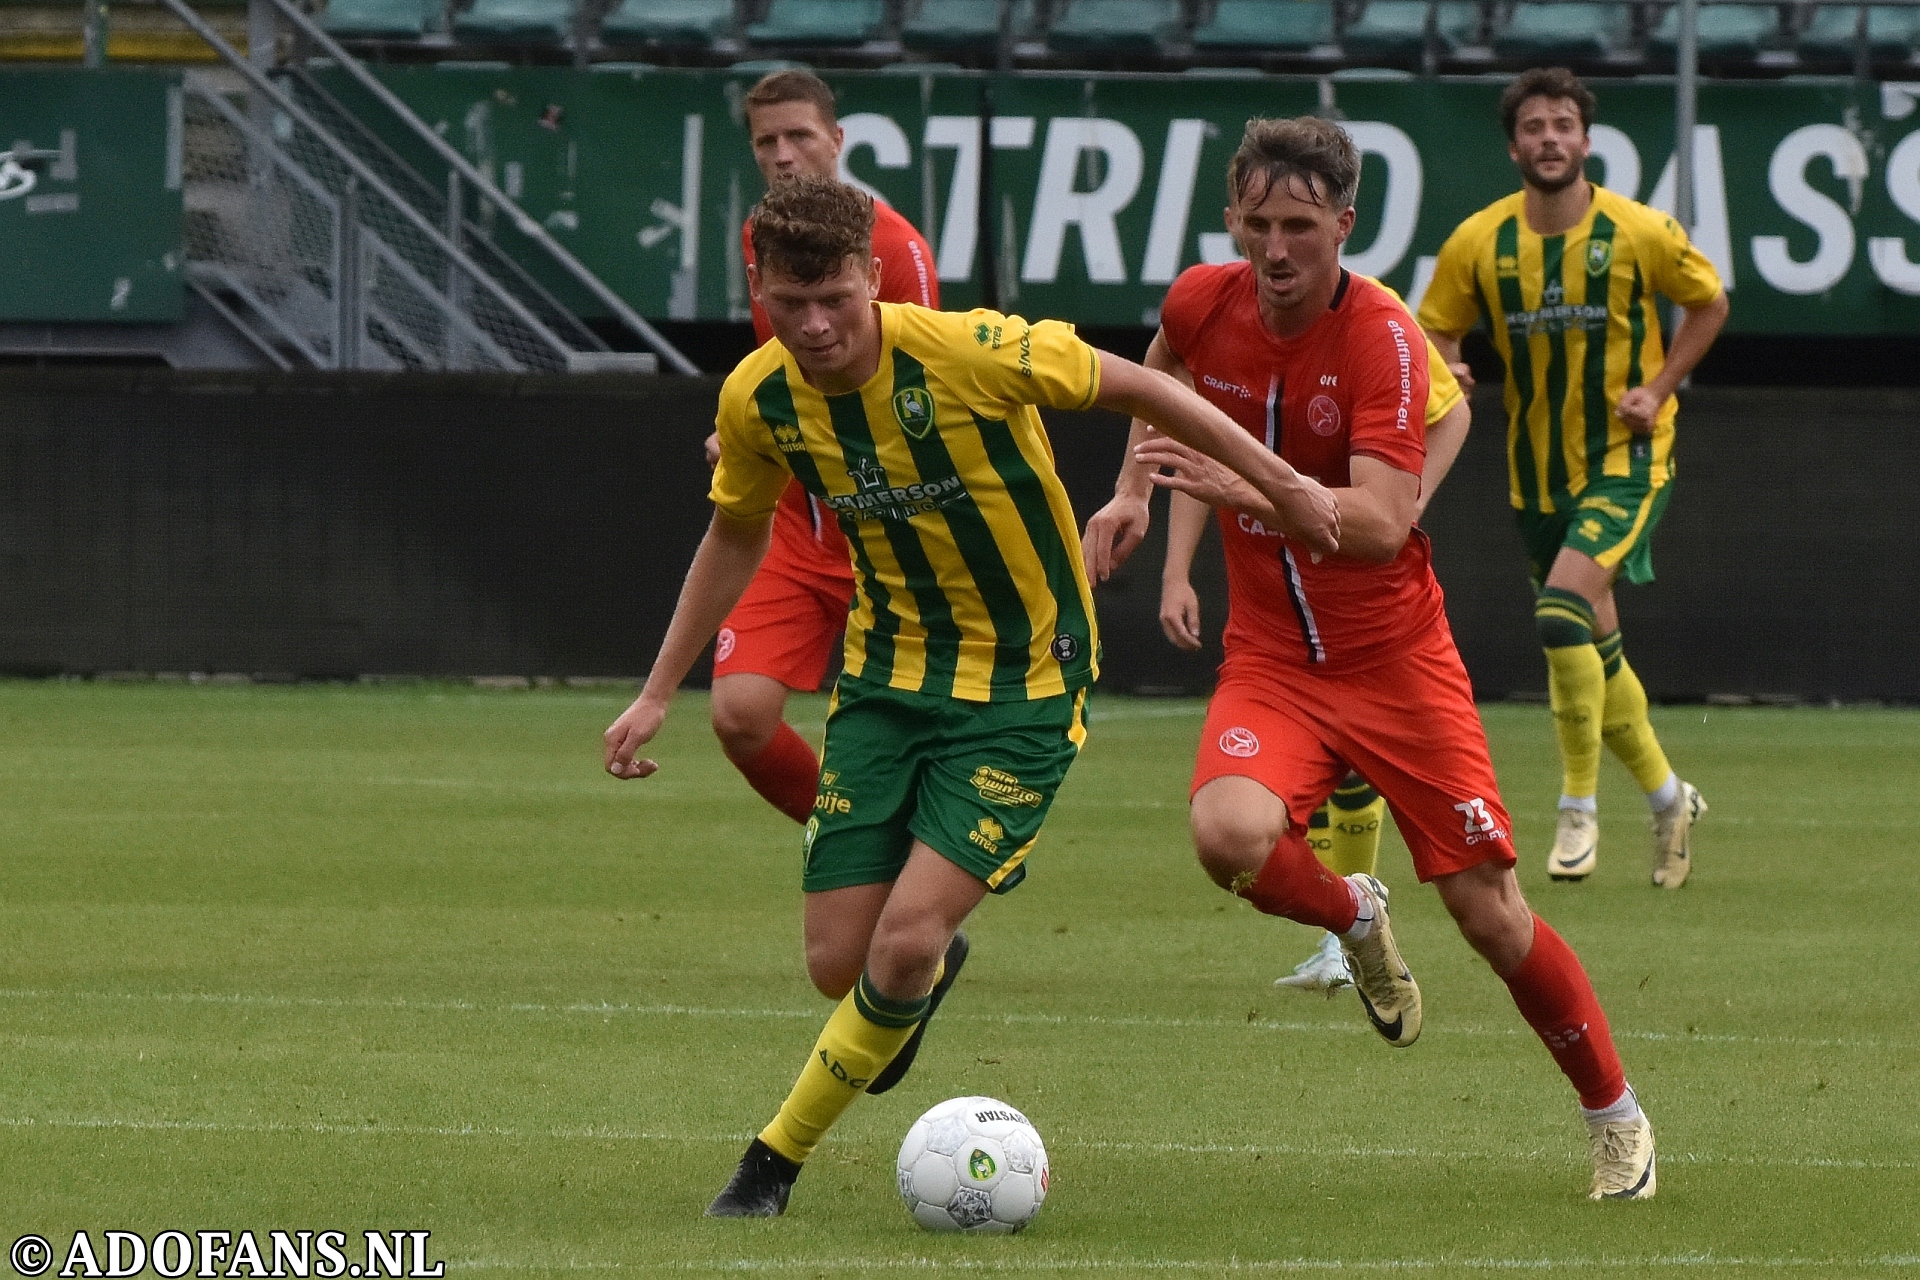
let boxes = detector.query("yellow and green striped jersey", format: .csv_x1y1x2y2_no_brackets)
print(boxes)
711,302,1102,703
1417,185,1723,513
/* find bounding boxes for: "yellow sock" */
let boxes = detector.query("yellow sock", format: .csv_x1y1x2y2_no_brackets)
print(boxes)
1597,633,1673,794
1323,773,1384,878
759,972,924,1165
1536,588,1604,799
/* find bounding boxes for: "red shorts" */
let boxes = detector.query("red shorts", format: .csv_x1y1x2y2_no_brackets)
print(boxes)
1191,627,1516,882
713,558,854,693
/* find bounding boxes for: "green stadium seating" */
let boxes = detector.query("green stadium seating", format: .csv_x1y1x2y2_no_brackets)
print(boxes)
1047,0,1182,56
599,0,733,46
745,0,886,45
1493,2,1634,60
1798,4,1920,61
1342,0,1479,58
1191,0,1335,53
901,0,1034,54
321,0,445,40
1649,3,1783,61
452,0,577,43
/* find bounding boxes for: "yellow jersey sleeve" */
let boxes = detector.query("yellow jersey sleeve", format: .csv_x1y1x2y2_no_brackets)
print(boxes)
1424,337,1464,426
1417,224,1486,339
708,366,790,521
1644,209,1724,309
959,309,1103,413
1369,276,1465,428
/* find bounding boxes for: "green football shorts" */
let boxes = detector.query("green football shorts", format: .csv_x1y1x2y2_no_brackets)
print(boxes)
1516,469,1673,590
801,673,1090,895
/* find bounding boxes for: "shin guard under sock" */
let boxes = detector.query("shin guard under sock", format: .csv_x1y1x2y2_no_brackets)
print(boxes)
1536,589,1605,801
1233,829,1361,934
1501,915,1627,1111
1324,774,1385,879
1597,634,1674,795
732,721,822,825
759,972,925,1164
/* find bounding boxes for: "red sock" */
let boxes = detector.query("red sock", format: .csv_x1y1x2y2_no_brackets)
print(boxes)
732,722,820,825
1235,830,1361,933
1502,915,1627,1110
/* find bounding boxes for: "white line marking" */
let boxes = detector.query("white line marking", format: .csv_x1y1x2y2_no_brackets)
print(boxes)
0,988,1895,1052
1,1116,1911,1172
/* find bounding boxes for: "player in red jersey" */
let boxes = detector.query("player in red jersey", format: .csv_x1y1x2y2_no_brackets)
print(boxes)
707,71,939,828
1082,117,1657,1201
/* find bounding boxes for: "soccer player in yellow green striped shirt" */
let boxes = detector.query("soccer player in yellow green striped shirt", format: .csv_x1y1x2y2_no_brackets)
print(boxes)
1418,68,1728,890
602,175,1340,1218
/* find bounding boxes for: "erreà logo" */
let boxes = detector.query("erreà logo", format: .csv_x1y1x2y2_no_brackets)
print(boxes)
893,386,935,439
968,1149,997,1181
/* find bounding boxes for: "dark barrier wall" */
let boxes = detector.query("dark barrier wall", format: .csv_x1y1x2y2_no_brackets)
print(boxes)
0,371,1913,700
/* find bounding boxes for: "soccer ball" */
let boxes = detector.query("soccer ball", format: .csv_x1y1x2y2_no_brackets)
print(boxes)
895,1095,1049,1233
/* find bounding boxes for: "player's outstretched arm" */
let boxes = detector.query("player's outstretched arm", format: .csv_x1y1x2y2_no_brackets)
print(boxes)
604,509,773,779
1082,331,1186,584
1134,437,1418,565
1094,351,1339,556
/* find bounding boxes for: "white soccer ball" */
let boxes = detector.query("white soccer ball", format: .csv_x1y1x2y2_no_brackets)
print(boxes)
895,1095,1049,1233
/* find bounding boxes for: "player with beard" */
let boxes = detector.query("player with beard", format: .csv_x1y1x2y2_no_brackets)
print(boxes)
1418,68,1727,889
1082,115,1659,1200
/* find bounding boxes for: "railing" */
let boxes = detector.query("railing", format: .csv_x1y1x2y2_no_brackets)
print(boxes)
257,0,699,373
162,0,698,373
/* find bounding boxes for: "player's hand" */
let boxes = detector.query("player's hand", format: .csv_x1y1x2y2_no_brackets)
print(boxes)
1133,433,1265,512
703,432,721,469
1275,478,1341,557
1159,579,1203,652
1082,494,1150,584
1616,386,1662,434
1449,361,1475,390
604,695,668,779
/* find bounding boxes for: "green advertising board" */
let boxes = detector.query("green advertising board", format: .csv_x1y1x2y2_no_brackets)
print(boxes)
0,69,184,323
325,66,1920,334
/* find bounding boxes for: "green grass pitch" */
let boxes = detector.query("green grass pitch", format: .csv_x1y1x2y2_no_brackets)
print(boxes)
2,680,1917,1278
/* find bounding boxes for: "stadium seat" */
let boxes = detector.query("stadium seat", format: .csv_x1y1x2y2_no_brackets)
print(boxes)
451,0,577,43
901,0,1034,54
1649,3,1783,61
599,0,733,47
1342,0,1479,58
1046,0,1183,56
1798,4,1920,61
1492,2,1634,61
1191,0,1336,53
745,0,887,45
321,0,446,40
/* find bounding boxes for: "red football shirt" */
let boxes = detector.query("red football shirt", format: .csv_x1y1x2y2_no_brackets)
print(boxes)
1160,263,1443,673
742,200,938,582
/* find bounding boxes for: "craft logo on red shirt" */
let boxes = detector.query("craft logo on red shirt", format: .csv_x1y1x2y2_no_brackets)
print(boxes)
1308,395,1342,437
1218,727,1261,758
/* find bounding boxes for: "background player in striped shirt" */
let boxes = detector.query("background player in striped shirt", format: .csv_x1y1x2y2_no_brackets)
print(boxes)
1084,117,1659,1200
706,70,939,828
603,175,1340,1219
1419,68,1728,889
1153,307,1473,993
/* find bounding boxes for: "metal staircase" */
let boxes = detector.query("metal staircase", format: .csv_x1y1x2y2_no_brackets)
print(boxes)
166,0,696,373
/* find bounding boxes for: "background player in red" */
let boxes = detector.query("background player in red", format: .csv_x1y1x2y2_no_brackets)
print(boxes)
1083,116,1658,1200
707,71,939,828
